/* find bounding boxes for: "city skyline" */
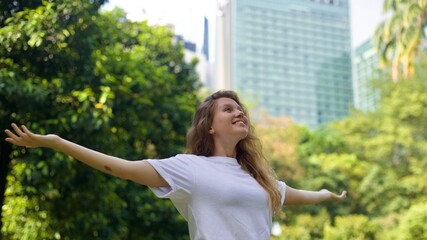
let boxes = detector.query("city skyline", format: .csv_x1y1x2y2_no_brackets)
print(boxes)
102,0,386,50
101,0,383,128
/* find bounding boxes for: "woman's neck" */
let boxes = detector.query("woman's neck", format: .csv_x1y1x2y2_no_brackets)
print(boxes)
212,145,237,158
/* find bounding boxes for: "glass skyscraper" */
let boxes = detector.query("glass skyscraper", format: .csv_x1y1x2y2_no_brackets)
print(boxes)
353,39,381,112
216,0,353,128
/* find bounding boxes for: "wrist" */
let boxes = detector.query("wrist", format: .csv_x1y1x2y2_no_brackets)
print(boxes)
42,134,62,150
319,189,332,201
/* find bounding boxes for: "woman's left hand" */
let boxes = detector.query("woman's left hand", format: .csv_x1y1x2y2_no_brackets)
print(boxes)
320,189,347,202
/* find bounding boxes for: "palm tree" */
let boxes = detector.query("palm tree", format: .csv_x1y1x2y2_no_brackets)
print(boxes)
373,0,427,82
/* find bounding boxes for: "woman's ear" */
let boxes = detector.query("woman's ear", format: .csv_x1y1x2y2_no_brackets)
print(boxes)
209,128,215,134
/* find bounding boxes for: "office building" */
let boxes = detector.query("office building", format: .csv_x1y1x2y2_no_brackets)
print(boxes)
216,0,353,128
353,39,381,112
173,21,212,89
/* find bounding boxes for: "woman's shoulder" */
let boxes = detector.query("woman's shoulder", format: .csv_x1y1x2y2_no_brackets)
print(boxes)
167,154,238,166
173,154,229,165
172,154,207,161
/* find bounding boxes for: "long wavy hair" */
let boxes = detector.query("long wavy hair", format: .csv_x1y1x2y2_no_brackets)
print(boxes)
186,90,282,213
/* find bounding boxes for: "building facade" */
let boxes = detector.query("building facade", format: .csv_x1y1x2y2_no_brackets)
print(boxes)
353,39,381,112
173,21,212,90
216,0,353,128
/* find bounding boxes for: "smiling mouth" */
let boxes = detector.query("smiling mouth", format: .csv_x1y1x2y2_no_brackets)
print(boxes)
232,120,246,125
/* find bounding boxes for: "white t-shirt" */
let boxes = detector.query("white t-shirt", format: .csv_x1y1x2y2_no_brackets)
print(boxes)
146,154,287,240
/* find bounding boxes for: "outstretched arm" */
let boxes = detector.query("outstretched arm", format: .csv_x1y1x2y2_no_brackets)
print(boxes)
4,123,168,187
284,186,347,205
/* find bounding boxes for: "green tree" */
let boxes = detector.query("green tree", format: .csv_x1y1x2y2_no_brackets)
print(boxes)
332,61,427,218
396,204,427,240
284,127,352,220
1,1,199,239
1,0,107,235
324,215,379,240
283,208,331,240
373,0,427,81
255,116,306,186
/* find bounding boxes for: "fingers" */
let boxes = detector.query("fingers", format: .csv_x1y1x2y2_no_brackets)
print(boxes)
21,125,35,139
5,128,23,145
336,190,347,201
4,123,31,146
11,123,26,137
327,190,347,202
341,190,347,198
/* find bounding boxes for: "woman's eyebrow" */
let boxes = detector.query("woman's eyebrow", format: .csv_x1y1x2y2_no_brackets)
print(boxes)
222,103,237,108
221,103,243,112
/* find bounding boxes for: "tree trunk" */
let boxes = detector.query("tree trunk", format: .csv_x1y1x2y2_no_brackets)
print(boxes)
0,141,12,239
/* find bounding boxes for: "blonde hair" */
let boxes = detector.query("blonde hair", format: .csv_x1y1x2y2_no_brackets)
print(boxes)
186,90,282,213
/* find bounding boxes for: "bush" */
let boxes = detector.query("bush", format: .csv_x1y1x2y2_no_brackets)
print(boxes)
324,215,378,240
397,204,427,240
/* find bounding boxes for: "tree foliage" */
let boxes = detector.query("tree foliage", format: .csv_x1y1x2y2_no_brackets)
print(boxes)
255,116,305,186
324,215,379,240
397,204,427,240
1,1,199,239
373,0,427,81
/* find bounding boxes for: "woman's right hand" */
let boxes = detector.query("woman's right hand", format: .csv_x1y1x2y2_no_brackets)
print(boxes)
4,123,60,149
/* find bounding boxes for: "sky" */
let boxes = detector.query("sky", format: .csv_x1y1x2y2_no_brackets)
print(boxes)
102,0,386,52
102,0,215,48
349,0,386,48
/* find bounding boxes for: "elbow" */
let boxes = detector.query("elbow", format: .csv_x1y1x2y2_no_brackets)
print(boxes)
102,164,132,180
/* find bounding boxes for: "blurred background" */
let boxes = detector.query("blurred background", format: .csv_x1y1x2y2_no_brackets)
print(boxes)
1,0,426,239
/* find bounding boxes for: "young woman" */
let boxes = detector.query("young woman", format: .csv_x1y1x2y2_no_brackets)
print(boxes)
5,90,346,239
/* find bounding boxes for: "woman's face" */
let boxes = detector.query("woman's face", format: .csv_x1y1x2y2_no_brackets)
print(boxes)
210,97,249,142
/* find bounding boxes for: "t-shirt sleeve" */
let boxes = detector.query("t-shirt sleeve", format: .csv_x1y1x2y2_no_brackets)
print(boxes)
146,154,194,200
278,181,287,205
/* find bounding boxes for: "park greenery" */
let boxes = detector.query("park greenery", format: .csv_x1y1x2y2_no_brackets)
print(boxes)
1,0,426,239
266,68,427,239
1,1,199,239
